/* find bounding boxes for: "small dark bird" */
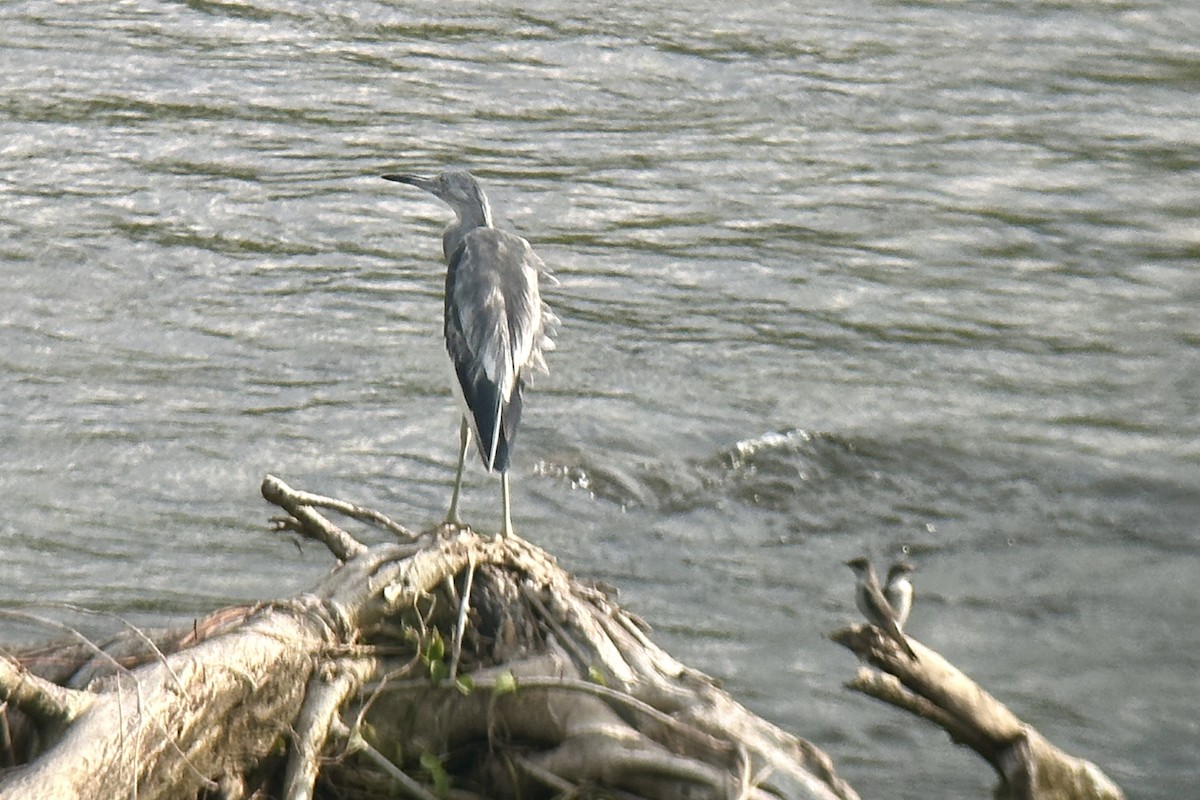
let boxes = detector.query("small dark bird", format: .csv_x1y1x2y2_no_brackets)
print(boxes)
382,170,557,537
845,557,918,660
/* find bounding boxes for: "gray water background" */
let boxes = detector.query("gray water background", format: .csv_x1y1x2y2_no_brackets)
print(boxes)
2,1,1198,796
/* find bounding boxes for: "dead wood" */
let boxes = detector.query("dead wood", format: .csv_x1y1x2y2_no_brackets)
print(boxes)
0,475,856,800
830,624,1125,800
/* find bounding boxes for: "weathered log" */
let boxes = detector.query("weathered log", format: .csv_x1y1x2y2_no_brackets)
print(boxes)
830,624,1125,800
0,476,856,800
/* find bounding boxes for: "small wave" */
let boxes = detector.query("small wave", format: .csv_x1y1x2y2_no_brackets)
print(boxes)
533,428,871,514
712,428,876,513
722,428,814,470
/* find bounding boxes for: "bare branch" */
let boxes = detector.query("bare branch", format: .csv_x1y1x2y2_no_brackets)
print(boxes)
0,655,91,728
332,718,440,800
447,554,475,684
261,474,367,561
832,624,1125,800
273,485,419,542
283,658,375,800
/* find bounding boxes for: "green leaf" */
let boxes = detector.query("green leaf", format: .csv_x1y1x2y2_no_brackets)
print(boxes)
426,629,445,664
428,658,449,684
454,674,474,695
419,751,450,798
587,666,608,686
492,670,518,696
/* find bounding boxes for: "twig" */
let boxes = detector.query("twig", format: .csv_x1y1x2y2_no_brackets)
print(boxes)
0,609,221,795
0,655,91,728
513,754,578,795
0,702,14,768
262,475,367,561
381,672,733,758
532,732,730,795
447,554,475,684
0,610,134,691
270,515,305,535
53,605,185,693
273,484,419,542
332,717,441,800
283,658,375,800
521,587,597,679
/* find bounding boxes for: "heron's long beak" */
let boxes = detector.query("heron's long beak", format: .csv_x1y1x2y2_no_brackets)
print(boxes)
382,173,435,191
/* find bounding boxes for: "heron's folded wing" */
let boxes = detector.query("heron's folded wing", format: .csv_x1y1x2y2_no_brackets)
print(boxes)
449,230,550,394
444,231,539,471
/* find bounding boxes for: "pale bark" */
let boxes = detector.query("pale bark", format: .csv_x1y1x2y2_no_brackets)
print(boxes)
0,475,855,800
0,474,1126,800
831,625,1125,800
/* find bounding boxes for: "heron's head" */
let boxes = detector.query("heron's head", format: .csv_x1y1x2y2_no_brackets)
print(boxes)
886,562,915,582
382,170,491,222
844,557,872,578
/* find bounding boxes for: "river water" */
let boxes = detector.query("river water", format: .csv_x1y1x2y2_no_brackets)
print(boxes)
1,1,1197,796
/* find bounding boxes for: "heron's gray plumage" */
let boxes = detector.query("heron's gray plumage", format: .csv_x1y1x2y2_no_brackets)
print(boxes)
382,169,556,535
445,229,555,470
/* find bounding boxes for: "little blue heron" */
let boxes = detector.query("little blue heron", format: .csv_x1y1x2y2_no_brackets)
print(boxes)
382,170,557,537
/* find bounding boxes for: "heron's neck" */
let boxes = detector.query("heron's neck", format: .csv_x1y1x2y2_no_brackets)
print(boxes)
442,199,493,261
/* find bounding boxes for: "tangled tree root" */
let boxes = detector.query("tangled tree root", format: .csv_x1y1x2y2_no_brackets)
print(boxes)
0,476,855,800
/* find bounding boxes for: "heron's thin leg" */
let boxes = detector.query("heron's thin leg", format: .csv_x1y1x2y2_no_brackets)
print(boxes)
446,417,470,526
499,471,513,538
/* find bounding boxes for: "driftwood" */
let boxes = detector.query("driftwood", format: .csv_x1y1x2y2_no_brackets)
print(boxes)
0,475,1129,800
0,475,856,800
830,625,1125,800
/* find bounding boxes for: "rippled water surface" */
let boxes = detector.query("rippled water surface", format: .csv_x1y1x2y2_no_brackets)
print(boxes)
2,1,1198,796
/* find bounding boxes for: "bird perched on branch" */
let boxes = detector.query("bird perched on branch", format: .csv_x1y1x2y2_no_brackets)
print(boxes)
884,561,915,631
845,557,917,660
382,170,557,537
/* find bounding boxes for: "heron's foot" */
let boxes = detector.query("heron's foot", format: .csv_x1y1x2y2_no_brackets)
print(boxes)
438,512,470,536
495,525,530,546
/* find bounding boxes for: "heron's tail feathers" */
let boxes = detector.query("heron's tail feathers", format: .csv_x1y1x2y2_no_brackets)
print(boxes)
464,377,524,474
486,393,503,471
